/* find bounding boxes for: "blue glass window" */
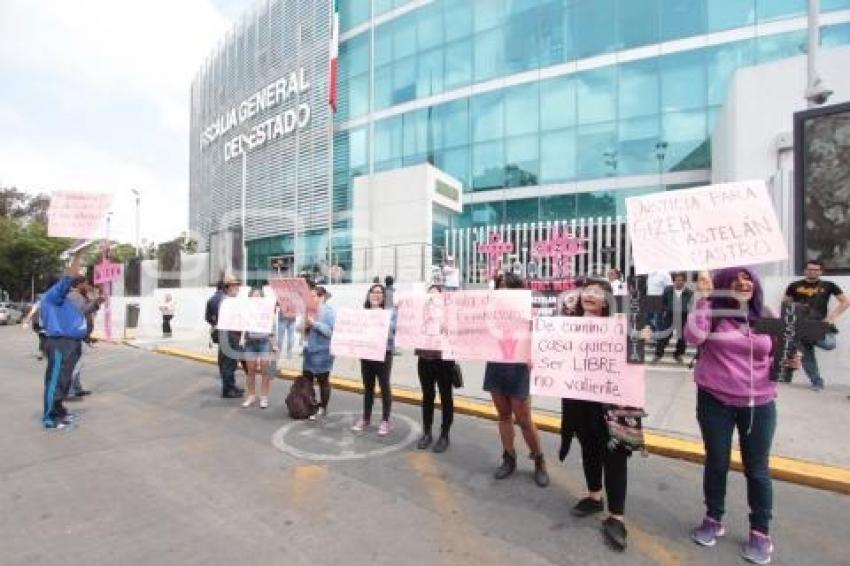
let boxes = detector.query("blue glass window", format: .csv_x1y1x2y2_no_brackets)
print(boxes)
505,198,540,223
660,0,707,41
617,0,659,49
474,0,506,33
348,74,370,118
505,3,541,73
577,122,617,179
340,35,369,79
374,26,394,68
373,65,393,110
403,109,429,164
374,0,395,17
541,75,577,131
417,2,444,51
539,0,571,66
573,0,617,58
472,91,504,143
660,50,706,112
540,129,577,183
444,0,473,41
662,110,708,171
349,127,369,171
822,23,850,47
417,48,444,98
708,0,755,32
505,83,539,137
505,135,540,187
438,100,470,148
474,28,506,82
374,116,403,166
757,30,806,63
445,39,473,90
823,0,850,9
340,0,369,32
618,116,661,176
473,141,505,190
471,202,504,226
577,191,617,218
706,39,754,106
392,15,418,61
757,0,805,23
577,67,617,125
619,59,659,119
392,57,417,105
540,194,577,221
436,147,471,188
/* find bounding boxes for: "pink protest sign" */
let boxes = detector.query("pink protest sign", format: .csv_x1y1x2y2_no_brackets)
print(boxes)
47,191,113,239
395,292,444,351
330,307,391,362
531,315,646,407
216,297,276,334
442,290,532,363
94,261,123,285
269,277,316,317
477,232,514,277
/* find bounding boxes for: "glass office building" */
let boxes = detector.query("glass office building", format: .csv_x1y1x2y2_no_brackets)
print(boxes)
192,0,850,279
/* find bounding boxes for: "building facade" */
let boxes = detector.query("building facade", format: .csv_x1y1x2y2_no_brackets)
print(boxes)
190,0,850,282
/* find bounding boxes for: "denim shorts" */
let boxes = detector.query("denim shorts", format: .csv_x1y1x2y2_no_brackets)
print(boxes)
243,339,271,361
483,362,530,398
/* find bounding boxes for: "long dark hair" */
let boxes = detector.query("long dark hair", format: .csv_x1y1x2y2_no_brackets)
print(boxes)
709,266,766,326
364,283,386,309
573,278,613,318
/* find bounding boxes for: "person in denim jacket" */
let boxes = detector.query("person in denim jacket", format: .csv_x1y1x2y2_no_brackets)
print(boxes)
303,286,336,419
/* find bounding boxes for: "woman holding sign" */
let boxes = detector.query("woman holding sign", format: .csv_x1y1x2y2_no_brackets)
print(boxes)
485,273,549,488
239,288,277,409
685,268,800,565
303,286,336,420
558,278,640,552
352,284,398,436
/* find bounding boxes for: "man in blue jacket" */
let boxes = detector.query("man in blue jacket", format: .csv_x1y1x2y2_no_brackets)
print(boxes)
40,253,88,429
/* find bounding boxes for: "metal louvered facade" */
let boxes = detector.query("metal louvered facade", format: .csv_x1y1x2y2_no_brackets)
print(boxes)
189,0,332,255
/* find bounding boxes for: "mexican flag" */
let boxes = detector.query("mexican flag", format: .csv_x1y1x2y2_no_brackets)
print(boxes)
328,0,339,112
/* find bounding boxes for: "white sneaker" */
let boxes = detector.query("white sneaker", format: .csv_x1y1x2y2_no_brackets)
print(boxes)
259,396,269,409
241,395,256,408
351,417,368,432
316,407,326,418
308,412,317,421
378,420,391,436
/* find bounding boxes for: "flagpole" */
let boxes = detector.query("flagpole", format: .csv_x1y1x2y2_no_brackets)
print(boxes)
327,0,339,279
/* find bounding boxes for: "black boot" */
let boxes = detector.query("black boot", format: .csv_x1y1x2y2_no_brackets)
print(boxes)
417,431,433,450
432,429,450,453
532,453,549,487
494,450,516,479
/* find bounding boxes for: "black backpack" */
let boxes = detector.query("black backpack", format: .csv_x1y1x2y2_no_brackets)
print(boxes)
285,376,316,420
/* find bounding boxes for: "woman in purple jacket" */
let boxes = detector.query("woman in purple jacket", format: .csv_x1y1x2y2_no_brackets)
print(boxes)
685,267,800,565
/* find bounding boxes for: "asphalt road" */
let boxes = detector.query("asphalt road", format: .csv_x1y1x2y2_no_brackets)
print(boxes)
1,326,848,566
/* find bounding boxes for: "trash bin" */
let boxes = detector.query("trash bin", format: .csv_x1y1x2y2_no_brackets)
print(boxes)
125,303,141,329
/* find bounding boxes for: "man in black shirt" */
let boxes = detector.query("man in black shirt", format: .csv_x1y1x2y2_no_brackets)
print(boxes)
784,260,850,390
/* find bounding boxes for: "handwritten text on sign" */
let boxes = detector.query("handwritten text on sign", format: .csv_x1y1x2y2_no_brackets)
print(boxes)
442,290,532,363
216,297,276,334
395,292,445,352
330,308,391,362
531,315,645,407
94,261,123,285
269,277,316,318
47,191,113,239
625,180,788,274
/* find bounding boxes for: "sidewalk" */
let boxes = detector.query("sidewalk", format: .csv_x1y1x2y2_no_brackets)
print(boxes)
129,331,850,473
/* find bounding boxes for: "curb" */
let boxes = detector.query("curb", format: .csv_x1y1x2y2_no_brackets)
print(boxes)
151,345,850,495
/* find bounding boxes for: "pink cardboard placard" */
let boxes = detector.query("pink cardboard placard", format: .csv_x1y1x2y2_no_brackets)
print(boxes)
330,307,391,362
531,315,646,407
269,277,317,318
216,297,276,334
47,191,113,239
441,290,532,363
94,261,123,285
394,292,445,352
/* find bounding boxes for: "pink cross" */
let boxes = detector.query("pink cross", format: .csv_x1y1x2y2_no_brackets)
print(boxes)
477,232,514,277
532,229,586,278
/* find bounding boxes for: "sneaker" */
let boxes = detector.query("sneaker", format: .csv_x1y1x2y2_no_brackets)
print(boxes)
44,421,69,430
222,389,243,399
417,433,433,450
259,396,269,409
432,435,450,453
308,412,317,421
351,418,368,432
241,395,256,408
377,420,391,436
316,407,326,418
690,517,726,547
809,383,824,392
602,516,628,551
741,530,773,565
571,496,605,517
60,413,79,424
493,450,517,480
74,389,92,397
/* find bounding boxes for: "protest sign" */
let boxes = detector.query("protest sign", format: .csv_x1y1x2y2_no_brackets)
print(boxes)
625,180,788,274
442,290,532,362
395,292,445,351
47,191,113,239
531,315,645,407
269,277,316,317
216,297,276,334
330,307,391,362
94,261,123,285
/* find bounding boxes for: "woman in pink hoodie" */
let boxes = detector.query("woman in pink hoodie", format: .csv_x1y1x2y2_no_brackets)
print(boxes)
685,267,800,565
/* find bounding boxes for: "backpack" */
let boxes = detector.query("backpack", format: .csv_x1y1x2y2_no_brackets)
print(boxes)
285,376,316,420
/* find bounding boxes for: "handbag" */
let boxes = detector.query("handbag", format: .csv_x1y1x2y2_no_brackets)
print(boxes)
449,362,463,389
604,406,648,455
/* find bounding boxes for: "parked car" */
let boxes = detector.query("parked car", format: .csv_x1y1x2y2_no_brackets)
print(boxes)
0,303,23,325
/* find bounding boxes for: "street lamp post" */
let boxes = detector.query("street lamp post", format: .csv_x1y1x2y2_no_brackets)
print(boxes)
131,189,141,257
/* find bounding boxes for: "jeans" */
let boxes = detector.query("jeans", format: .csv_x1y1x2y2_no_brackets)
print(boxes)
277,316,296,356
417,358,454,433
361,352,393,422
43,338,82,426
162,315,173,337
70,354,84,395
800,333,837,388
218,346,238,394
304,371,331,409
697,389,776,534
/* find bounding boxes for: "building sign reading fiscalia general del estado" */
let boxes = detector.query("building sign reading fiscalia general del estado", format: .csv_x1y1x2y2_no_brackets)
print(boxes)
200,67,311,162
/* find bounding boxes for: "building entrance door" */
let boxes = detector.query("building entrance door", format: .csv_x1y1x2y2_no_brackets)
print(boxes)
269,254,295,277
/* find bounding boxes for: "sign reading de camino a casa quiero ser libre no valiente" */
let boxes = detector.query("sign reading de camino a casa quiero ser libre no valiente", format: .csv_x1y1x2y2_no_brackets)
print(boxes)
200,67,311,162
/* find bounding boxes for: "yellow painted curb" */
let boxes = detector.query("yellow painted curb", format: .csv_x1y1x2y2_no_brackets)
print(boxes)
152,345,850,495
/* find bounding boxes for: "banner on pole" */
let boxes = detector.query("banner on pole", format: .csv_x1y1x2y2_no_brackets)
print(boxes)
47,191,113,239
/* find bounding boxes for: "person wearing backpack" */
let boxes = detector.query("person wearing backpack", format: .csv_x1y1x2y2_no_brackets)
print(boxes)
351,283,397,436
303,286,336,420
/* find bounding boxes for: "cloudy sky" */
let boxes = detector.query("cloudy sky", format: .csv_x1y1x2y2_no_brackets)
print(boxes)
0,0,252,245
